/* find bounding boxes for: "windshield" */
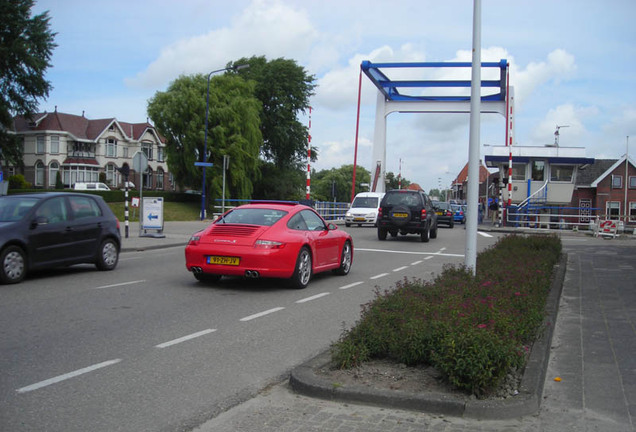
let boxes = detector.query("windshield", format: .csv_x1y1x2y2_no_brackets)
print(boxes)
218,208,287,226
0,196,40,222
351,197,379,208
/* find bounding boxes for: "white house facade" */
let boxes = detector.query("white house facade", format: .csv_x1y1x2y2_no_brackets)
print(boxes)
9,110,173,190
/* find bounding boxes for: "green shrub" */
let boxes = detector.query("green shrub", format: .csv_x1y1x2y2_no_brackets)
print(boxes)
331,234,561,397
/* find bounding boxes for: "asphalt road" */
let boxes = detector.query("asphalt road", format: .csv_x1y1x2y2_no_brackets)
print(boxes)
0,225,500,432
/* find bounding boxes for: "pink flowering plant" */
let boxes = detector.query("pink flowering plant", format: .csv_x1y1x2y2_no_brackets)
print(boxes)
331,234,562,396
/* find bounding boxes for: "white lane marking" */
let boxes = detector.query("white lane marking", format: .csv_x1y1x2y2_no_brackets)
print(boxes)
155,329,217,348
356,248,463,257
370,273,389,280
16,359,122,393
478,231,493,238
393,266,409,272
296,292,330,303
438,247,447,252
240,307,285,322
425,256,434,260
340,281,363,290
411,260,423,266
93,280,146,290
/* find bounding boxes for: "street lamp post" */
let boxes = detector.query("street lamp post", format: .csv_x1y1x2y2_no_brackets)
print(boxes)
199,63,249,220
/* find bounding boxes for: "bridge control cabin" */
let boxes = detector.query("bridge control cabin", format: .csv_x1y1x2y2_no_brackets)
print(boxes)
485,145,595,228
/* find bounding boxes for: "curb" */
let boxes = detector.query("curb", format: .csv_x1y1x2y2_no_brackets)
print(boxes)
289,252,568,419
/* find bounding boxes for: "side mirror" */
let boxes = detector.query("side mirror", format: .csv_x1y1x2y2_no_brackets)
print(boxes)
327,223,338,230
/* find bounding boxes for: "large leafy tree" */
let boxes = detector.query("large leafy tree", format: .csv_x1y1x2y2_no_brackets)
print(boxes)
313,165,371,202
230,56,316,200
147,73,262,211
0,0,56,168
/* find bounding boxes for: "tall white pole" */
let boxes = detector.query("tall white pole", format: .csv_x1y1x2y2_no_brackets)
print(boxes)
465,0,482,274
625,136,629,224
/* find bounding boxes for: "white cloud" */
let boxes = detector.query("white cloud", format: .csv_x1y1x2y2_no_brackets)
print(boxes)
530,104,597,147
513,49,576,104
125,0,317,89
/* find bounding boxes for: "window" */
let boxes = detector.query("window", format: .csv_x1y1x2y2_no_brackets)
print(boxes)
49,162,59,187
50,136,59,154
630,202,636,222
106,138,117,157
69,196,102,219
36,136,45,154
630,176,636,188
142,141,153,160
531,161,545,181
511,163,526,181
611,175,622,189
301,209,327,231
550,165,574,182
123,146,129,158
606,201,620,220
35,162,45,186
35,197,68,224
157,168,164,190
106,164,117,186
144,168,153,189
157,146,164,162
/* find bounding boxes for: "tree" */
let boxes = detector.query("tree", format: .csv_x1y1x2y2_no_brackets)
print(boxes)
231,56,315,169
147,73,262,212
0,0,56,168
313,165,371,202
229,56,315,200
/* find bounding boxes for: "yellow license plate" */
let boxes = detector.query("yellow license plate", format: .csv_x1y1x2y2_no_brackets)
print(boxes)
207,256,240,265
353,217,365,221
392,212,408,218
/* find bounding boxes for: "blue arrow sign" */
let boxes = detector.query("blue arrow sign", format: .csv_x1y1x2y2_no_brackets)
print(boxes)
194,162,214,167
147,213,158,221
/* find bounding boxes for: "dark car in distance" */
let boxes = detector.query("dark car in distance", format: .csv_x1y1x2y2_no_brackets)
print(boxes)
432,201,455,228
377,189,438,242
0,192,121,284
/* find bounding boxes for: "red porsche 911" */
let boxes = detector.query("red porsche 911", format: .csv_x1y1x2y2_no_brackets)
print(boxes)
184,202,353,288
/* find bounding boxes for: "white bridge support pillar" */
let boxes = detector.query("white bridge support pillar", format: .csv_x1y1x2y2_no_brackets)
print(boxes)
371,92,387,193
369,98,507,193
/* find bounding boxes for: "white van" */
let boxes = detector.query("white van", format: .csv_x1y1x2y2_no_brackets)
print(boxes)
73,182,111,191
345,192,385,227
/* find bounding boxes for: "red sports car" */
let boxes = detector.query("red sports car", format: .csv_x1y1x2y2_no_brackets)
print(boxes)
184,202,353,288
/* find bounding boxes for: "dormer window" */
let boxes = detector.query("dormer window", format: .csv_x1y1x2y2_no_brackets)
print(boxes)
611,175,622,189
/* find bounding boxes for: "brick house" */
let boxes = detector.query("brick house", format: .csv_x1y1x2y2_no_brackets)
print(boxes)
572,155,636,226
8,110,172,190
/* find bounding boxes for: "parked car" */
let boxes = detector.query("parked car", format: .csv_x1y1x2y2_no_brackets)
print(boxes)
451,203,466,224
184,202,353,289
377,189,438,242
0,192,121,284
432,201,455,228
345,192,385,227
73,182,111,191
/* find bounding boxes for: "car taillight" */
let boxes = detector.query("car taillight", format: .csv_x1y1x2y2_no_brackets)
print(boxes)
378,208,383,217
187,235,201,246
421,209,427,218
255,240,285,249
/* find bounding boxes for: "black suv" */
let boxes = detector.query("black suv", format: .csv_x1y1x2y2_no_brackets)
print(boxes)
377,189,438,242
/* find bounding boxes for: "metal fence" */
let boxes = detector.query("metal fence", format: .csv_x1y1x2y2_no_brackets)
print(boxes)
211,199,350,222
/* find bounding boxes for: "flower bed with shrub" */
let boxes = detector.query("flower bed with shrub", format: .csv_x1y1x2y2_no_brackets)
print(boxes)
331,234,562,397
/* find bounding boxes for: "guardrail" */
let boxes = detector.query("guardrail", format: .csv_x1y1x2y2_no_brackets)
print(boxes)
210,199,350,222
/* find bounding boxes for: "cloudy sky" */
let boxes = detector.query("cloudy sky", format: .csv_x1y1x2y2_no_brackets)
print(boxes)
33,0,636,193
